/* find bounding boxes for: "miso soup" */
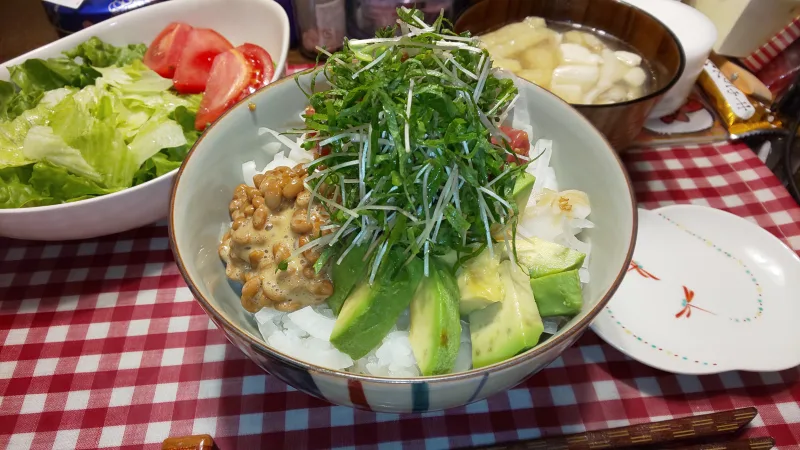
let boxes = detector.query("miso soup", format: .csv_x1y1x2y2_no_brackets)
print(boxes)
479,17,656,105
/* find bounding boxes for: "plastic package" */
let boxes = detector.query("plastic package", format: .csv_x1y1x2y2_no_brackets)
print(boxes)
697,60,782,137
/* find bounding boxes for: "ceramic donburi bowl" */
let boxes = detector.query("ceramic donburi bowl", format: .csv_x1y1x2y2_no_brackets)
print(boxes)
169,71,637,413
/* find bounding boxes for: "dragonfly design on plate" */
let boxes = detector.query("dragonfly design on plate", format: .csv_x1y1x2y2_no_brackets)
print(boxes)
628,260,660,280
675,286,716,319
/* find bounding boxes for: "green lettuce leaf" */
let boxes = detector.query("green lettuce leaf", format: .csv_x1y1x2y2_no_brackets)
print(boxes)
94,60,173,93
0,165,54,208
131,106,199,185
0,81,13,115
132,149,186,185
0,162,122,209
0,89,70,169
1,37,199,207
8,58,99,94
129,113,187,165
48,94,139,188
21,126,102,181
0,80,43,121
29,162,119,202
3,36,147,117
63,37,147,68
172,105,201,144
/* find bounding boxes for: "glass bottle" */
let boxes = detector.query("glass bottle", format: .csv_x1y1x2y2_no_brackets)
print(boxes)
345,0,455,39
292,0,347,59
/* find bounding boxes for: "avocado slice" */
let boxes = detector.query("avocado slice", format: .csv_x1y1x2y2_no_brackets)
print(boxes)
330,250,424,360
456,246,504,315
409,258,462,376
515,236,586,279
437,250,458,268
327,243,369,315
530,269,583,317
469,260,544,368
513,172,536,215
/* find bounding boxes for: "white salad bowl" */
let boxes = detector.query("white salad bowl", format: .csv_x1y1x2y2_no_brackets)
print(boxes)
0,0,290,241
169,71,637,413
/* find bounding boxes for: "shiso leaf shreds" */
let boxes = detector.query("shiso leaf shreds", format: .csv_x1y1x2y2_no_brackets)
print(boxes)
297,7,527,281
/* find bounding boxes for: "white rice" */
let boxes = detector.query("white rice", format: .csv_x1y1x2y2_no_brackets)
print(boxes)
255,304,354,370
245,124,593,376
451,321,473,373
349,310,422,378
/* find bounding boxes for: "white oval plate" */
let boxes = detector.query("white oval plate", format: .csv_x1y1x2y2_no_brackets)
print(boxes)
591,204,800,374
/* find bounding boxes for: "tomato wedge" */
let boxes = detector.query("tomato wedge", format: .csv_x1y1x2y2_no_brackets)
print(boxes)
143,22,193,78
195,49,254,131
492,126,531,163
173,28,233,94
236,43,275,93
194,44,275,130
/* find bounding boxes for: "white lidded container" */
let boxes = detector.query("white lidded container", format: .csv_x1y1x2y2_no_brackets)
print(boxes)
687,0,800,58
621,0,718,118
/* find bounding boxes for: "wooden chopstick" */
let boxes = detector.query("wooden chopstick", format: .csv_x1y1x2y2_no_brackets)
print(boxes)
461,407,760,450
673,437,776,450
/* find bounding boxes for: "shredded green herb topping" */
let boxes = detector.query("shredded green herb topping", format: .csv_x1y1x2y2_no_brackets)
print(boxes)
295,8,528,281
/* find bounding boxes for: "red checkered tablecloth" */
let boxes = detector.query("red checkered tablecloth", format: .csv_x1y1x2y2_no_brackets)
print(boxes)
1,138,800,448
